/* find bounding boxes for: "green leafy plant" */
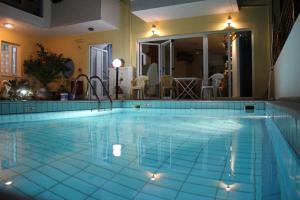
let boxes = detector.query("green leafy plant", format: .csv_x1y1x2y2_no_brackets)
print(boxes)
6,79,33,100
24,43,69,87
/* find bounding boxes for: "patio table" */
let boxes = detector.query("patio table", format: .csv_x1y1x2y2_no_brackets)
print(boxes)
174,77,201,99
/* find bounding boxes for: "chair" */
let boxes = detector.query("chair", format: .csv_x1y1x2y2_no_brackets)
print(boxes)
160,75,175,99
130,76,149,99
201,73,224,99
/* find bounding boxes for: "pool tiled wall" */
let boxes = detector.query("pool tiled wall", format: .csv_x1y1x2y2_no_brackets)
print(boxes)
266,101,300,158
122,100,265,110
0,100,121,115
0,100,265,115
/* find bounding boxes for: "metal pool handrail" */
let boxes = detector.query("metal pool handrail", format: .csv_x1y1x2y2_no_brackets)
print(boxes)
90,75,113,110
72,74,102,110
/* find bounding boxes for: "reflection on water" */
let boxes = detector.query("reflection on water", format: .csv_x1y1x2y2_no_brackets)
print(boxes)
0,132,19,169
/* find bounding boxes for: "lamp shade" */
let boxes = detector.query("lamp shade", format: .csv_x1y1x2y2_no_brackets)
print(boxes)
113,144,122,157
112,58,122,68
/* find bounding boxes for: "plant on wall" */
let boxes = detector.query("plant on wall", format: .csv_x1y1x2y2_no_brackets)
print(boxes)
24,43,69,88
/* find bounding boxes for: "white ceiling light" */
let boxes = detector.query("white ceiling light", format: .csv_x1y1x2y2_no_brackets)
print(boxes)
4,23,13,29
112,58,122,68
112,144,122,157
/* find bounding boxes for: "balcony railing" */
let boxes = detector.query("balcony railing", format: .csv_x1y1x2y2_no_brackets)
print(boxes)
272,0,300,64
0,0,43,17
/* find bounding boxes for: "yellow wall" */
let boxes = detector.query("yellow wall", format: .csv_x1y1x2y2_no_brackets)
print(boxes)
44,4,271,98
0,27,42,82
130,7,271,98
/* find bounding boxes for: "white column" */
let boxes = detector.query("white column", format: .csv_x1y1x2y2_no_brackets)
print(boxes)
203,35,208,85
227,33,232,97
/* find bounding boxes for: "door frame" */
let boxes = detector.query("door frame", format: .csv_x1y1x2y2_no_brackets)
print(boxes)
88,44,111,99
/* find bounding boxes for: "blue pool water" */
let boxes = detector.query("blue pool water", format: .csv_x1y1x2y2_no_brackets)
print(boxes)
0,109,299,200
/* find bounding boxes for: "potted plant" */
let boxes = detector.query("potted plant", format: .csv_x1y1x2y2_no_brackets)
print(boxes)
24,43,69,99
0,79,34,100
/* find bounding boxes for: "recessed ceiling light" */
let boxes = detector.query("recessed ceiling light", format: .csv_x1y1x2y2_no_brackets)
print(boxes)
4,23,13,29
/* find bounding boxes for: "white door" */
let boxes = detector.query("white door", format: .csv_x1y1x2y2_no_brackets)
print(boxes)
89,46,109,99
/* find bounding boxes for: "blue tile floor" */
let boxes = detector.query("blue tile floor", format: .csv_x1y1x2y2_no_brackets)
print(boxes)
0,109,284,199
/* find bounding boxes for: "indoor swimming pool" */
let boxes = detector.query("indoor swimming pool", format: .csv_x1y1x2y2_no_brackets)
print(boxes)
0,107,299,200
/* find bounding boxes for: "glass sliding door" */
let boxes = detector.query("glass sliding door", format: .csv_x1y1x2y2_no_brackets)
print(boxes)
207,33,230,97
207,31,253,98
139,40,174,98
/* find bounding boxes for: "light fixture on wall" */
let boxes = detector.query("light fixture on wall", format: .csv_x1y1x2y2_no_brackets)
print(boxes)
226,16,232,28
151,24,157,35
3,23,13,29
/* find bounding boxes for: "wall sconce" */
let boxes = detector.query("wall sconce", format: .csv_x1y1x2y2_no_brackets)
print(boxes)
151,24,157,35
226,16,232,28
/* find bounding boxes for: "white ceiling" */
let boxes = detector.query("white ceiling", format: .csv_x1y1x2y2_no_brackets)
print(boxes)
132,0,239,22
0,17,117,37
0,0,119,36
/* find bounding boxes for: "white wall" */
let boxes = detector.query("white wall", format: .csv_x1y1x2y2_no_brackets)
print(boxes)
51,0,101,27
274,16,300,99
232,37,240,97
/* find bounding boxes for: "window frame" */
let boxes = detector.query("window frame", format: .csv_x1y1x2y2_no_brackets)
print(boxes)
1,41,20,77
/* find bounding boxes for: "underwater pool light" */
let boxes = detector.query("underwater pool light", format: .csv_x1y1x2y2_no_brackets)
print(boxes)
150,174,156,181
112,144,122,157
5,181,12,186
226,185,231,192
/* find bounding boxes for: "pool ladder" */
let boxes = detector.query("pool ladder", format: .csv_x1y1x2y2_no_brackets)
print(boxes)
72,74,113,110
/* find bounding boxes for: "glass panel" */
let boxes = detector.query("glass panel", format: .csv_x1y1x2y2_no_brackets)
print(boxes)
12,46,17,75
1,42,18,75
207,33,228,97
207,31,253,98
102,50,109,97
140,43,160,98
1,43,10,74
161,41,172,76
173,37,203,79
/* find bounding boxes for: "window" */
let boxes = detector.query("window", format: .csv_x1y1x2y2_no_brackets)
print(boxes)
1,42,19,76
